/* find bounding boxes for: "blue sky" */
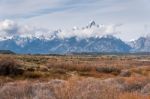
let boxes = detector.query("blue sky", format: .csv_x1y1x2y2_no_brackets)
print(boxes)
0,0,150,41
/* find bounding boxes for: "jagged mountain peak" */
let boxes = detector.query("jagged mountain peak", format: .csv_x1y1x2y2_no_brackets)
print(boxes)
0,35,132,54
89,20,96,26
129,36,150,52
86,20,99,28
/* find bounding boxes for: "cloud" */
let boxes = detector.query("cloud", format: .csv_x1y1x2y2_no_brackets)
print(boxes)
56,22,122,39
0,0,131,19
0,0,149,41
0,19,122,40
0,19,39,37
0,19,57,39
0,0,73,19
0,19,20,35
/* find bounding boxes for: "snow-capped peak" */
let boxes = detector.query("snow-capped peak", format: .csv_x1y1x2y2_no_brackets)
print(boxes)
0,36,13,41
86,20,99,28
0,20,119,41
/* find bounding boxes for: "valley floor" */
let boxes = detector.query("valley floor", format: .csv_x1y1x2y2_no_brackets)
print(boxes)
0,54,149,99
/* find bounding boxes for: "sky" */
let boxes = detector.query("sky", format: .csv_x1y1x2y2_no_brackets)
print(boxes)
0,0,150,41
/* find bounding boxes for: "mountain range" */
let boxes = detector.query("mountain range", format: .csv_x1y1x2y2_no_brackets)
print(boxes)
0,21,149,54
129,36,150,52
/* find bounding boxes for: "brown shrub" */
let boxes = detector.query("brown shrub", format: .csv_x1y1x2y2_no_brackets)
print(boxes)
120,70,131,77
141,83,150,95
23,71,44,78
96,66,121,74
123,77,150,92
47,61,93,72
0,57,24,76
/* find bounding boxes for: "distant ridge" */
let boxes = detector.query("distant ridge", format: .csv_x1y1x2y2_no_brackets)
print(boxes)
129,36,150,52
69,52,150,56
0,50,15,54
0,35,131,54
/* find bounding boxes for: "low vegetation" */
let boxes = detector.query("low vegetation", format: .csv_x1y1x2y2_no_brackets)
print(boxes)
0,54,149,99
0,57,24,76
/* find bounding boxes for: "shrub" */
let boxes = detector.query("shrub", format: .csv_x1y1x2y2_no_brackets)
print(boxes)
47,61,92,72
39,66,49,72
96,66,121,74
120,70,131,77
0,58,24,76
23,71,44,78
123,77,149,92
141,84,150,95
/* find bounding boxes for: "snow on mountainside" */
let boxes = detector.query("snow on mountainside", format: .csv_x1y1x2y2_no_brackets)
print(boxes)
0,35,131,54
0,20,149,54
129,36,150,52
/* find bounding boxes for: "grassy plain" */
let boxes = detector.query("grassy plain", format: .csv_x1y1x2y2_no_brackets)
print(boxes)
0,54,149,99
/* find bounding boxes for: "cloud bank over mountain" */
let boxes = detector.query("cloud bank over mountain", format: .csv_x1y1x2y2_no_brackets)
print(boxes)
0,19,52,39
0,19,31,36
0,20,18,35
0,19,123,40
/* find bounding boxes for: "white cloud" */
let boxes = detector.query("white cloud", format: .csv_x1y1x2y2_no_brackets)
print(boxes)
0,19,32,36
54,22,122,39
0,0,150,41
0,19,19,35
0,19,122,40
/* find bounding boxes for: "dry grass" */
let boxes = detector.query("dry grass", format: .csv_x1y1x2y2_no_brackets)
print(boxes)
0,76,149,99
0,54,149,98
54,76,120,99
119,92,150,99
47,61,93,72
